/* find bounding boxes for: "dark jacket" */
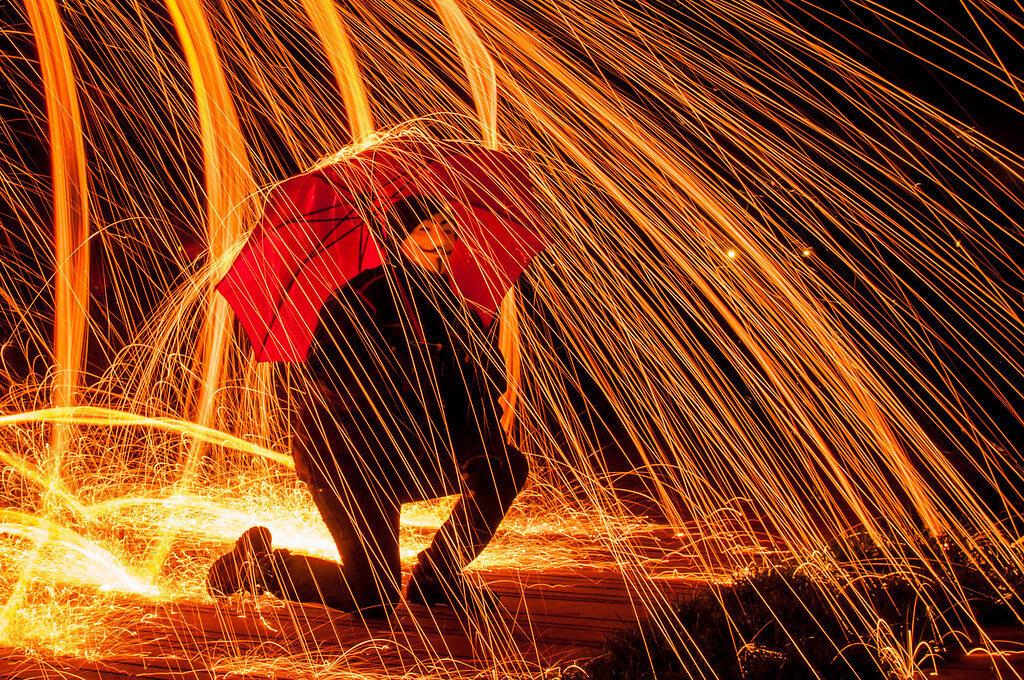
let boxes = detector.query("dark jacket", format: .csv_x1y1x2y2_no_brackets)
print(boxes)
305,262,505,433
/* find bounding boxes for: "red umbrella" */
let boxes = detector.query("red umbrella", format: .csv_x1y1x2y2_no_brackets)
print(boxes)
216,137,549,362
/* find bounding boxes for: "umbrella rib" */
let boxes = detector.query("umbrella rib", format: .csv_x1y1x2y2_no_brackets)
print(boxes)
257,175,368,356
256,164,427,357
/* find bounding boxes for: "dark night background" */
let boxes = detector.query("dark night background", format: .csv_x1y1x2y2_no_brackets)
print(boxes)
1,1,1022,511
780,0,1024,510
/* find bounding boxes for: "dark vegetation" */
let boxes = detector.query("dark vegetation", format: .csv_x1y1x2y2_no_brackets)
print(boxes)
576,525,1024,680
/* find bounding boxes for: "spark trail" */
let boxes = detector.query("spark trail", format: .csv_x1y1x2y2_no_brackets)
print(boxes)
0,0,1023,677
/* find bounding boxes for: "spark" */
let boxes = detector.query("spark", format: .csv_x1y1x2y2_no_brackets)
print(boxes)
0,407,294,469
1,0,1023,677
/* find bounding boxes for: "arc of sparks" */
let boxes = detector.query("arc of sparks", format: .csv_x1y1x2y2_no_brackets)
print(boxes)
301,0,375,143
24,0,91,509
0,407,293,469
165,0,256,485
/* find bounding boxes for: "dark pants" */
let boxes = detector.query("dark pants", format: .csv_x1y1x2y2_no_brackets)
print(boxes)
268,387,528,614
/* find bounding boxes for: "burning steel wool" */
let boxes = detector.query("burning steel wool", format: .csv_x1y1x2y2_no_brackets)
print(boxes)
1,0,1024,678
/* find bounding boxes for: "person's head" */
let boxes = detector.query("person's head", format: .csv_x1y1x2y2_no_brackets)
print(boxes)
387,195,457,273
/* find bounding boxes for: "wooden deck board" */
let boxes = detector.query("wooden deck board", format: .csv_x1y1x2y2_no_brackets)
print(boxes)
0,565,698,680
0,538,1020,679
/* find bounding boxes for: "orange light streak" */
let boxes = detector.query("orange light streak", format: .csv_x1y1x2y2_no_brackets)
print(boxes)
165,0,255,485
24,0,90,507
0,407,294,469
301,0,375,143
1,0,1024,676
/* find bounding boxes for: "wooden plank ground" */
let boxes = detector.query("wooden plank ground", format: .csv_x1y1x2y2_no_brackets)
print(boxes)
936,627,1024,680
0,526,1021,679
0,566,699,679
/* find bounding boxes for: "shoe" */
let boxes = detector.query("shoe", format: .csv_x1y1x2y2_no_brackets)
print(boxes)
206,526,273,597
405,562,500,613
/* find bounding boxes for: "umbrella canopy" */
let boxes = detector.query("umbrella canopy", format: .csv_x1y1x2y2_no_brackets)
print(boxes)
217,136,549,362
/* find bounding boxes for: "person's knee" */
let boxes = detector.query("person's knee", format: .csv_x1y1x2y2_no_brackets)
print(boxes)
462,448,529,498
505,447,529,493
